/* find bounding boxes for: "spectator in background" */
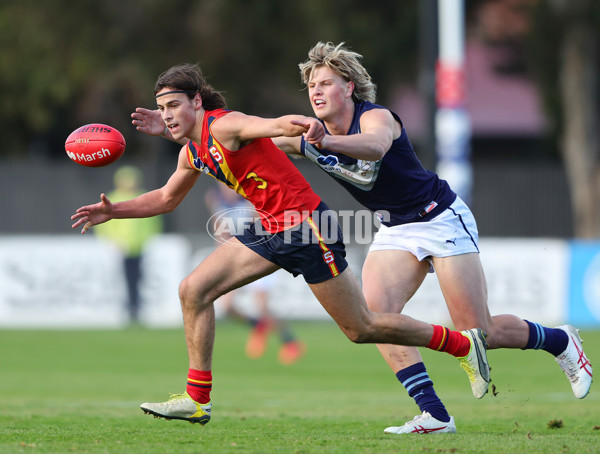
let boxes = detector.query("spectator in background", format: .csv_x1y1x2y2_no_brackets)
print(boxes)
95,165,163,324
205,183,305,365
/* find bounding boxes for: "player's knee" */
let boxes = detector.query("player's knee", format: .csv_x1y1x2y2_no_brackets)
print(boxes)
178,276,208,310
364,292,406,314
178,278,193,307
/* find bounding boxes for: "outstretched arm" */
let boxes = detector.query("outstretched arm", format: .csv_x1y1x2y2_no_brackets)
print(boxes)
71,146,199,234
70,193,115,234
211,112,325,151
314,109,398,161
272,136,302,155
272,117,327,156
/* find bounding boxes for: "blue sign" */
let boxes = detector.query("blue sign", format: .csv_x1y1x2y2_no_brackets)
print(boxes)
568,240,600,327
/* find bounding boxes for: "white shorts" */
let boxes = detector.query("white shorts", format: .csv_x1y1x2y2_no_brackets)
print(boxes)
369,197,479,271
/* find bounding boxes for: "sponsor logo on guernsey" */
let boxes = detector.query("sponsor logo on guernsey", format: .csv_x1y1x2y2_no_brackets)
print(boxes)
304,143,380,190
317,155,339,167
316,154,357,179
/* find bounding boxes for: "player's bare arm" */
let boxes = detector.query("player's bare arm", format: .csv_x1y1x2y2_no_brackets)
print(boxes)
272,136,302,155
211,112,323,151
320,109,399,161
71,147,199,234
112,146,199,218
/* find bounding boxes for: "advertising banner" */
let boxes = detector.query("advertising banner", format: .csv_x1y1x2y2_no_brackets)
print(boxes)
0,235,592,328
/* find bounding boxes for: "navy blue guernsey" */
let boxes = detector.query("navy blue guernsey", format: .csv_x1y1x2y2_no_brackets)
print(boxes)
300,101,456,227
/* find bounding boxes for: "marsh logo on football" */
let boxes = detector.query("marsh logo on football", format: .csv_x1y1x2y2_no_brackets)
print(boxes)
583,251,600,321
206,207,278,246
68,148,112,163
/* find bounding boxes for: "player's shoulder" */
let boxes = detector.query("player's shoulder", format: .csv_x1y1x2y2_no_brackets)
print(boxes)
177,141,195,164
356,100,385,112
356,101,392,120
357,101,402,132
207,109,245,132
357,103,395,127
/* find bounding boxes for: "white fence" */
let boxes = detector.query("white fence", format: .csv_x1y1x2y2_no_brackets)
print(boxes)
0,235,597,329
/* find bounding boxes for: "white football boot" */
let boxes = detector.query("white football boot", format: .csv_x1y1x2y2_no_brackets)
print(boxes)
384,412,456,434
555,325,592,398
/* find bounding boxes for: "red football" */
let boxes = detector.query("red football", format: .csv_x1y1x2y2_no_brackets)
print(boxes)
65,123,126,167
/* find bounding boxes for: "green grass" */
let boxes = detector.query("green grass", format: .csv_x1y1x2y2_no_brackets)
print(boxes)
1,322,598,453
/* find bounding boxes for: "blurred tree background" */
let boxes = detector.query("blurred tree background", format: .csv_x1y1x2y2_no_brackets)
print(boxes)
1,0,599,236
0,0,418,160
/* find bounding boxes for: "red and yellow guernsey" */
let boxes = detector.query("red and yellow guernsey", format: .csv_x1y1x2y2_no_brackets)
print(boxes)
187,109,321,233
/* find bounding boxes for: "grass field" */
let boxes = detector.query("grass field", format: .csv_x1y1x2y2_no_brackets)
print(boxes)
1,321,598,453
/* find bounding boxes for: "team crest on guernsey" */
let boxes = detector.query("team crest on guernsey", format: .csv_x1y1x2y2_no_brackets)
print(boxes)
193,156,210,174
187,141,229,181
188,144,210,173
186,135,248,199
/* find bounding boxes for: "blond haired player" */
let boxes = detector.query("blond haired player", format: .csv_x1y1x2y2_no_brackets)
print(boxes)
274,42,592,434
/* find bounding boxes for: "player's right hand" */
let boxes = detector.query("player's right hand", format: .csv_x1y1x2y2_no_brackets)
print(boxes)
131,108,165,136
70,193,114,234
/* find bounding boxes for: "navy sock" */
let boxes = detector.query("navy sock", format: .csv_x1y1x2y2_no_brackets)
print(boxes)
523,320,568,356
276,324,295,343
396,362,450,423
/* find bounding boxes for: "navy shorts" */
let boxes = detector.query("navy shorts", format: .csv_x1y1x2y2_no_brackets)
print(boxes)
235,201,348,284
